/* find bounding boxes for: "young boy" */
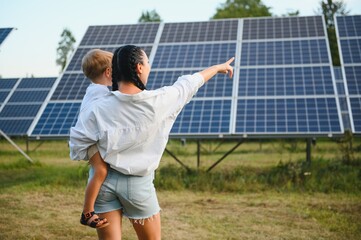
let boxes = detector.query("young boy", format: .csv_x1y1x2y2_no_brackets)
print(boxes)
69,49,113,228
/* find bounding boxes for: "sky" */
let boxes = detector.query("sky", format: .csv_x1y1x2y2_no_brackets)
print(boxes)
0,0,360,78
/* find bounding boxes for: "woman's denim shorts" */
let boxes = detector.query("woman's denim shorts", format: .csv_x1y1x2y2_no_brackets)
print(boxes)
89,167,161,220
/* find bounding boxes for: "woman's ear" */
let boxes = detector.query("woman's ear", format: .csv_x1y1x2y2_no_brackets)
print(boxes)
136,62,143,74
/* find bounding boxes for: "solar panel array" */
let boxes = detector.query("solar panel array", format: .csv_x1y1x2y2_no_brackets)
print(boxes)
29,16,344,138
31,24,158,136
0,28,13,47
335,15,361,134
0,77,56,136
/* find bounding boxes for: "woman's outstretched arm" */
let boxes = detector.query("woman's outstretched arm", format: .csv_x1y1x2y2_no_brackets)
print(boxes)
199,57,235,82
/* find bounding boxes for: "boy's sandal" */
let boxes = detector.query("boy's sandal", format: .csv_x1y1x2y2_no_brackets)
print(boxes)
80,211,109,229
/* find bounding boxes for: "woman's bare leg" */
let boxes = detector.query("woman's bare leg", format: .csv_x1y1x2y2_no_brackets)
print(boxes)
96,210,123,240
131,212,161,240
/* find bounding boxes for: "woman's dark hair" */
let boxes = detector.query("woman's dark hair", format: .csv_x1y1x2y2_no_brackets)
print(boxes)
112,45,146,91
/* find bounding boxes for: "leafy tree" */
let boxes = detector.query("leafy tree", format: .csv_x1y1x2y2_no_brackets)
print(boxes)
316,0,349,66
56,28,76,72
212,0,271,19
318,0,349,28
283,10,300,16
138,9,162,22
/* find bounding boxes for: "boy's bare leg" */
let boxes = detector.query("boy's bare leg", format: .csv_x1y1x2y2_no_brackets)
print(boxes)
83,151,108,226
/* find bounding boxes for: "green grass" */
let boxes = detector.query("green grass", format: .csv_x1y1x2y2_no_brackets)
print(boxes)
0,138,360,239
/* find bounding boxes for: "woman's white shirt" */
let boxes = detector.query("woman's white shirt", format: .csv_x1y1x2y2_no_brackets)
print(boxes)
70,73,204,176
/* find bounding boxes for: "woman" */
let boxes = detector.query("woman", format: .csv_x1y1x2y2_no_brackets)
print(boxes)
70,45,234,239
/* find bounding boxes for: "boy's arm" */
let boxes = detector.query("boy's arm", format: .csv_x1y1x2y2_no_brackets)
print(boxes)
69,126,97,160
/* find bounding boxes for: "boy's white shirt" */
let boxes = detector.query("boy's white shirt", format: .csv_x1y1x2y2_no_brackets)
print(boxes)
69,83,109,160
69,73,204,176
80,83,110,112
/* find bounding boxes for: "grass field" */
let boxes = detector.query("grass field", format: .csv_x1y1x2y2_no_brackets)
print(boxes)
0,138,360,239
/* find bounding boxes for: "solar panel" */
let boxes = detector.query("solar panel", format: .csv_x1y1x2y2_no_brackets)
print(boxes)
80,24,160,46
171,99,232,134
335,15,361,134
0,28,14,46
30,16,343,138
160,20,238,43
152,43,237,69
0,77,56,136
242,16,325,40
236,98,340,133
240,40,329,65
235,16,342,136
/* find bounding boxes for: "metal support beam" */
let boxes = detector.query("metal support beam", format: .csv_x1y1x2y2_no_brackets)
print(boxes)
207,141,243,172
164,148,191,172
0,129,33,163
199,140,224,153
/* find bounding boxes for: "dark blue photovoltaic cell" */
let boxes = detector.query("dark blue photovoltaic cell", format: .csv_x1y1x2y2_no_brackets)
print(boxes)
241,40,329,66
65,46,152,72
51,73,89,100
171,100,232,134
17,77,56,88
152,43,236,69
0,78,18,89
340,39,361,64
80,24,159,46
0,119,33,135
8,90,49,102
0,104,41,117
238,67,334,96
344,66,361,95
236,98,341,133
160,20,239,43
32,102,81,135
243,16,324,40
148,71,234,98
336,15,361,37
0,28,12,45
0,92,10,102
349,98,361,132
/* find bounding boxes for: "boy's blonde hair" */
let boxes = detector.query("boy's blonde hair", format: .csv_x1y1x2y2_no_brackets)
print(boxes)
81,49,113,82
